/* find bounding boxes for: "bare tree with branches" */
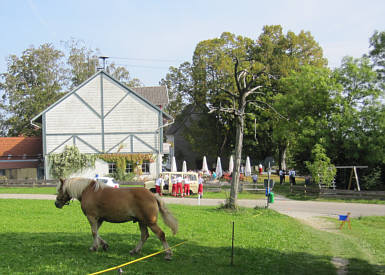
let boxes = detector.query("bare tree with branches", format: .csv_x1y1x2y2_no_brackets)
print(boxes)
209,57,283,209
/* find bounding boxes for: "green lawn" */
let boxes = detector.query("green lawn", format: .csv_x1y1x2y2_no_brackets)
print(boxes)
0,186,57,194
0,199,384,274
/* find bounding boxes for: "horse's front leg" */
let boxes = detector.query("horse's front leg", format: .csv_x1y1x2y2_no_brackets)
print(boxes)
87,216,104,251
97,219,109,251
130,222,149,255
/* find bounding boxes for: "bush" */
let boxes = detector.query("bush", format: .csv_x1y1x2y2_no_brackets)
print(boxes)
49,145,96,179
361,167,383,190
305,144,336,187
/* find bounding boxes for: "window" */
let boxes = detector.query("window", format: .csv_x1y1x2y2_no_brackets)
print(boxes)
125,162,133,173
141,160,150,174
0,169,5,176
108,163,116,174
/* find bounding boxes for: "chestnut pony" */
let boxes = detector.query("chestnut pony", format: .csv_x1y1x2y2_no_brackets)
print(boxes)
55,178,178,260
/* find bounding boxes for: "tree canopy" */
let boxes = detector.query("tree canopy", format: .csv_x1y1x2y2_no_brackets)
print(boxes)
0,40,141,136
162,25,385,190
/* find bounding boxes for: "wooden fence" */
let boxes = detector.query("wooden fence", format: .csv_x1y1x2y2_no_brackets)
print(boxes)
319,189,385,200
0,179,58,187
204,181,266,193
290,183,385,200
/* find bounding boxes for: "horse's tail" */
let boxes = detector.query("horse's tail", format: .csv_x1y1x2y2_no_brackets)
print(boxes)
154,194,178,235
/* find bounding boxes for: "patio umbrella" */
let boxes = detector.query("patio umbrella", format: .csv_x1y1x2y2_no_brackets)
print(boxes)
182,160,187,172
202,156,209,174
157,153,163,176
171,156,177,172
228,155,234,173
216,157,223,178
245,156,252,176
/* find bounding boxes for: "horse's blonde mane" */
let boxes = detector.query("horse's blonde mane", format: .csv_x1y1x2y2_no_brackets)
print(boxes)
59,178,106,199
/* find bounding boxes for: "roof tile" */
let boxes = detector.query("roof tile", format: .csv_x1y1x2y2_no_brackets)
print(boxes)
0,137,42,157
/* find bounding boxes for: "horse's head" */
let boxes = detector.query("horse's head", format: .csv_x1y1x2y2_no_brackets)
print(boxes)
55,178,71,208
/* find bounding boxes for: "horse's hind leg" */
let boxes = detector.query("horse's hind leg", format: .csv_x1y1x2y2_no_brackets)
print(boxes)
87,216,108,251
130,222,149,255
148,223,172,260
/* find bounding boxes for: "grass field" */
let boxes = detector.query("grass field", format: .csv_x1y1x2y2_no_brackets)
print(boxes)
0,199,384,274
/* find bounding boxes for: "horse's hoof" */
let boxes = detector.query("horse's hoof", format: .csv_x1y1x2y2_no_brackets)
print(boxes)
89,246,98,252
102,243,109,251
129,249,137,255
164,254,172,261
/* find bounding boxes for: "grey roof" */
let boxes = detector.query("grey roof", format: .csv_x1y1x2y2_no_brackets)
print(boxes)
130,86,169,106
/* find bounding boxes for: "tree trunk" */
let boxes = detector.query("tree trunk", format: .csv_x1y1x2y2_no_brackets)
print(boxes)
279,142,288,171
228,113,245,208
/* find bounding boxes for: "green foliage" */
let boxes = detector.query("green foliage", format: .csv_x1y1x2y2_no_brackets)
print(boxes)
0,44,66,136
275,66,340,172
361,167,383,190
64,39,142,89
330,56,385,170
97,153,154,181
0,40,142,137
159,62,193,118
369,30,385,81
306,144,336,187
163,25,329,166
49,145,96,179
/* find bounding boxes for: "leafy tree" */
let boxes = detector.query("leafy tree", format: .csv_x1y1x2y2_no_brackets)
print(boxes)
305,143,336,187
0,40,142,136
49,145,96,179
251,25,328,170
161,26,327,169
189,32,255,160
330,56,384,166
64,39,142,88
369,30,385,81
275,66,340,172
106,63,142,87
64,39,99,88
0,44,67,136
159,62,193,118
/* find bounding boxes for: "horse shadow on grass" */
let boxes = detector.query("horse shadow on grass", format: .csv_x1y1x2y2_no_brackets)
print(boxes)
0,232,383,274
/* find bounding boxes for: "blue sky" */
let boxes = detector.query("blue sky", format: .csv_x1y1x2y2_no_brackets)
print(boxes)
0,0,384,86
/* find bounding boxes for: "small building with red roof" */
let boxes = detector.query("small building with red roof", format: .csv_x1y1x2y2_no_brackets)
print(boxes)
0,136,43,179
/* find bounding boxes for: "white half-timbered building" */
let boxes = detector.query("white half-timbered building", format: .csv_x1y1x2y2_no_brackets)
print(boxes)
31,70,172,180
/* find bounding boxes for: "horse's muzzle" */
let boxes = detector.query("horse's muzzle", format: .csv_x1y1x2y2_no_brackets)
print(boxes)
55,201,63,209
